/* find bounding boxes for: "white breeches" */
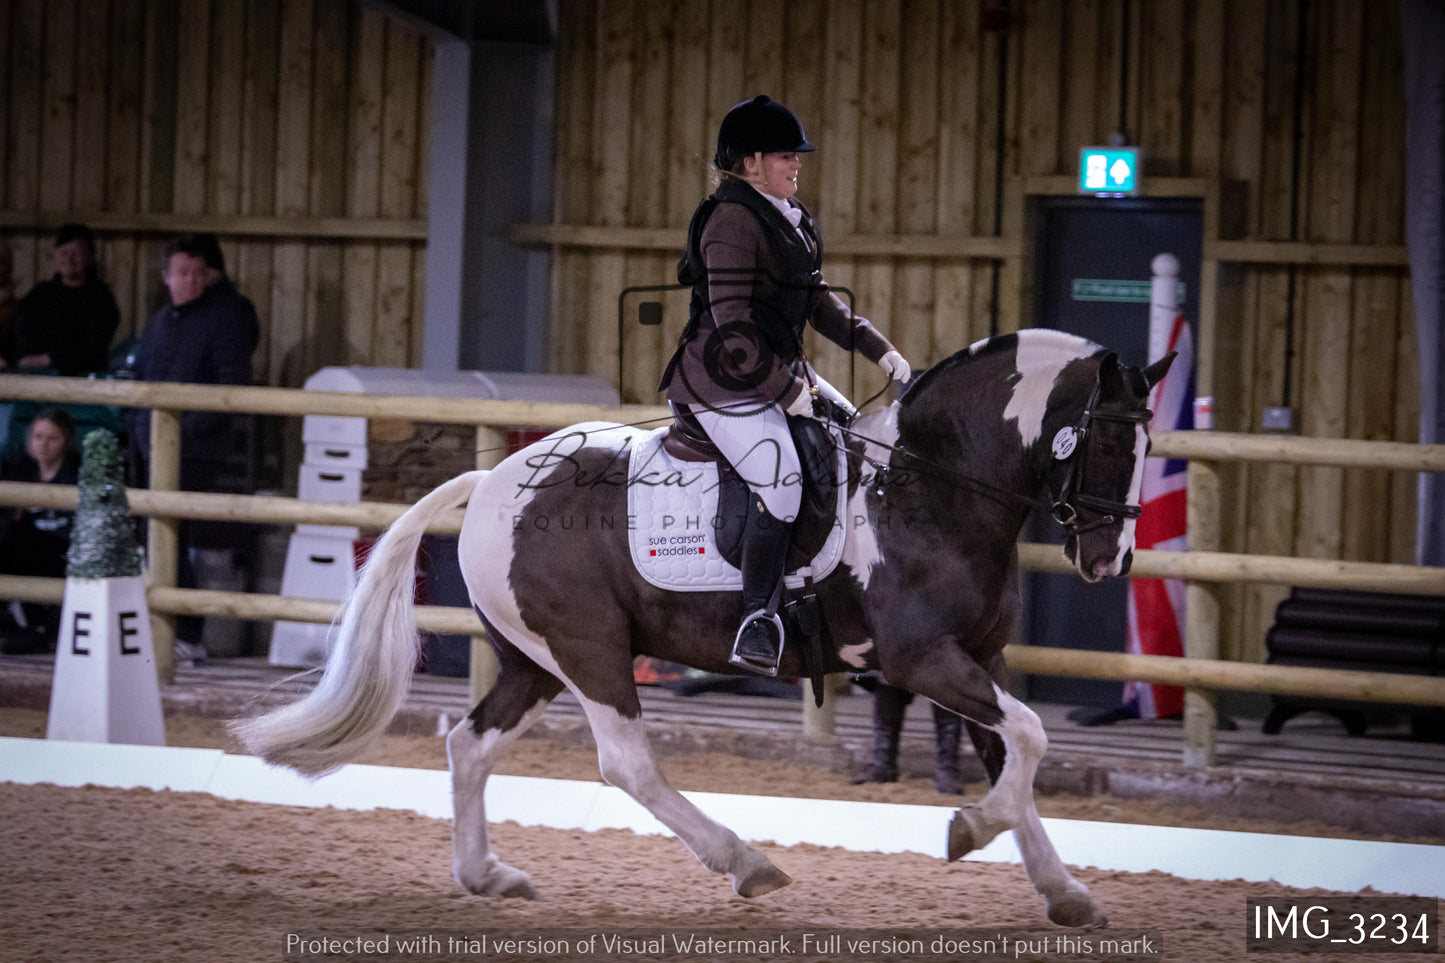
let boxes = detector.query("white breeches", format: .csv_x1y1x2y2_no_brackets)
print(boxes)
689,372,849,520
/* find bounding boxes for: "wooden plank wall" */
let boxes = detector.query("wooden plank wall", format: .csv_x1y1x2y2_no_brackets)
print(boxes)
0,0,432,388
547,0,1419,663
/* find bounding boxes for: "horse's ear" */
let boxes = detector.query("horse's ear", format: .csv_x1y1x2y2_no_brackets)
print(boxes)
1097,351,1121,386
1142,351,1177,389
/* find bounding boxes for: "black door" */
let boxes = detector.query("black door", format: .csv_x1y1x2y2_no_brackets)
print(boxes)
1023,196,1202,707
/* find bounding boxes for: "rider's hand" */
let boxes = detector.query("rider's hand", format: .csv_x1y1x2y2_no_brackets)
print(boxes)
879,350,911,383
784,387,815,418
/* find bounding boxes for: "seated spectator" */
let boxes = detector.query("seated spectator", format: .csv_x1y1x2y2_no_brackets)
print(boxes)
0,408,81,654
0,224,120,376
128,234,259,659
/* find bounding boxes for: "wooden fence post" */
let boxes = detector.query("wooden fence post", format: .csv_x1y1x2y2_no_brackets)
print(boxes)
1183,458,1222,766
148,408,181,685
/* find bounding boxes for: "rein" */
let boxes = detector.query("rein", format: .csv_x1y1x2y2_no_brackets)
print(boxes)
831,419,1034,510
837,378,1152,536
1045,381,1153,537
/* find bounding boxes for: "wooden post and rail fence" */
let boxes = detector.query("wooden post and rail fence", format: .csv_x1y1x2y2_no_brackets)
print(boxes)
2,373,1443,766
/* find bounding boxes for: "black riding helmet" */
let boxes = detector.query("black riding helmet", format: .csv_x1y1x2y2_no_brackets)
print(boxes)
713,95,818,171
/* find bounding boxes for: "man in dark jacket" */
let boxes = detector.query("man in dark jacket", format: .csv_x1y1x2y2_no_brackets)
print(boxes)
0,223,120,375
129,234,259,655
130,234,259,490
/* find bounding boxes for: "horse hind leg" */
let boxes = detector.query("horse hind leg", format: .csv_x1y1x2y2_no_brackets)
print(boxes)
448,639,565,899
963,717,1105,929
573,682,791,898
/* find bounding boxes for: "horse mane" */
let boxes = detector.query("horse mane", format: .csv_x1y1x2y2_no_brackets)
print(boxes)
900,329,1105,407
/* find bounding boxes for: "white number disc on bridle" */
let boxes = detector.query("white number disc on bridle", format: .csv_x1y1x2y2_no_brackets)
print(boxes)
1052,427,1079,460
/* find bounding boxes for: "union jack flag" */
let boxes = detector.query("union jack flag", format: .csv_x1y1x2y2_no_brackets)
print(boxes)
1123,311,1193,719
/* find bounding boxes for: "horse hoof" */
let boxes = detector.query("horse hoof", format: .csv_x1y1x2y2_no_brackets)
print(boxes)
734,864,792,898
458,864,537,900
1048,892,1106,929
496,875,538,901
946,808,978,861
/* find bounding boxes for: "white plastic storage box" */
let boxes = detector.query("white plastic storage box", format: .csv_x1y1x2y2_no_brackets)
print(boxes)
303,442,367,470
297,463,363,504
268,531,359,667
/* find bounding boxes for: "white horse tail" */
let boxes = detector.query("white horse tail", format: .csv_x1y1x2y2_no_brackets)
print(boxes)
232,469,489,776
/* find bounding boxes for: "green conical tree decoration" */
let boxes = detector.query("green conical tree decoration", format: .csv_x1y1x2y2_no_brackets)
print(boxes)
66,430,143,579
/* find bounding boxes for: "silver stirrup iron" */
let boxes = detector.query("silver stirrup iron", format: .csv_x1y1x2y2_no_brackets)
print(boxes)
728,609,786,677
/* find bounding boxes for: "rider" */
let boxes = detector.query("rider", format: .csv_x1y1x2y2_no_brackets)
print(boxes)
659,95,912,675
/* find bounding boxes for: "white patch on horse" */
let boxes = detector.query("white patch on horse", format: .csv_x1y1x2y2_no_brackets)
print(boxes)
953,684,1048,852
835,640,874,668
460,424,646,681
577,690,787,892
1002,332,1095,447
447,698,552,896
840,403,900,590
1114,420,1150,570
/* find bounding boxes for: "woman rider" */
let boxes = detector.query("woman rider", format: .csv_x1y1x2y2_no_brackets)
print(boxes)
659,95,912,676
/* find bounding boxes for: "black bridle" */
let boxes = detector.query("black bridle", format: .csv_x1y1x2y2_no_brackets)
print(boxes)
1045,381,1152,538
836,376,1152,540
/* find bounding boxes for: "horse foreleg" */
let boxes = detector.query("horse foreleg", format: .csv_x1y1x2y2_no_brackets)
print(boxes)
447,656,564,899
578,695,792,898
943,687,1046,858
965,722,1105,928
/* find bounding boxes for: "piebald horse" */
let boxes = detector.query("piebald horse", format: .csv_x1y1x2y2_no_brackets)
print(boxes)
236,329,1173,928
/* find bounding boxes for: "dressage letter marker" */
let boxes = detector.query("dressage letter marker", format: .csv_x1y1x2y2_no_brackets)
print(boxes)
46,576,165,747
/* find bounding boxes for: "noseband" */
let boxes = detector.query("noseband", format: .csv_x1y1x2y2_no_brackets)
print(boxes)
1048,381,1152,537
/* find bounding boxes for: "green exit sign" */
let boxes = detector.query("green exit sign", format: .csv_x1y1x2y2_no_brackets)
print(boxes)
1079,147,1141,194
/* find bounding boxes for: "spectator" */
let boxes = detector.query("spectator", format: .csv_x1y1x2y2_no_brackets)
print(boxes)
128,234,259,659
0,408,81,654
0,224,120,376
129,234,259,486
852,681,966,795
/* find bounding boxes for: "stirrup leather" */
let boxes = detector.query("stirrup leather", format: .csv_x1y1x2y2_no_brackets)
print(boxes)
729,608,786,677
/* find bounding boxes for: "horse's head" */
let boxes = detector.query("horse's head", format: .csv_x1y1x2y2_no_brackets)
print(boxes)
1043,350,1175,582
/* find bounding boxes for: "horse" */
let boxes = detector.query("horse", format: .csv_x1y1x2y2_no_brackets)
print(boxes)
234,328,1174,928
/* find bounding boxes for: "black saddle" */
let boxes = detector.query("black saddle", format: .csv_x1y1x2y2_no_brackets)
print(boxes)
663,405,841,573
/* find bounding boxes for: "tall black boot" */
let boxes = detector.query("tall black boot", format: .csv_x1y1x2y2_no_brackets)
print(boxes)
728,495,793,676
852,684,910,783
931,703,966,795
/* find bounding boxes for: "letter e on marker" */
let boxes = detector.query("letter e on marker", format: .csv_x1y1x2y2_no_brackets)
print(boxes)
71,611,92,656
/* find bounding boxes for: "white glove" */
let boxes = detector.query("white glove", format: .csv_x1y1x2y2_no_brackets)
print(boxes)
785,387,816,417
879,349,911,382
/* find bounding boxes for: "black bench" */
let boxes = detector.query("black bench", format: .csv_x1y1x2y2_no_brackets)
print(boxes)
1263,588,1444,740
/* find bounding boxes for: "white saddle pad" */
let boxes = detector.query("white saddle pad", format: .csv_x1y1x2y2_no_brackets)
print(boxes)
626,426,848,593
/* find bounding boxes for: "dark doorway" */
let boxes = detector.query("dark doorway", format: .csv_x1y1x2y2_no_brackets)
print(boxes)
1023,195,1202,707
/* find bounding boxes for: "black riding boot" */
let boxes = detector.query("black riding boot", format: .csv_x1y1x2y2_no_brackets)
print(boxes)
932,704,966,795
728,496,792,676
852,684,910,783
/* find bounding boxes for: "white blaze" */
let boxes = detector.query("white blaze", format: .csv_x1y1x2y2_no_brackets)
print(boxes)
1002,332,1095,448
1112,420,1150,572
